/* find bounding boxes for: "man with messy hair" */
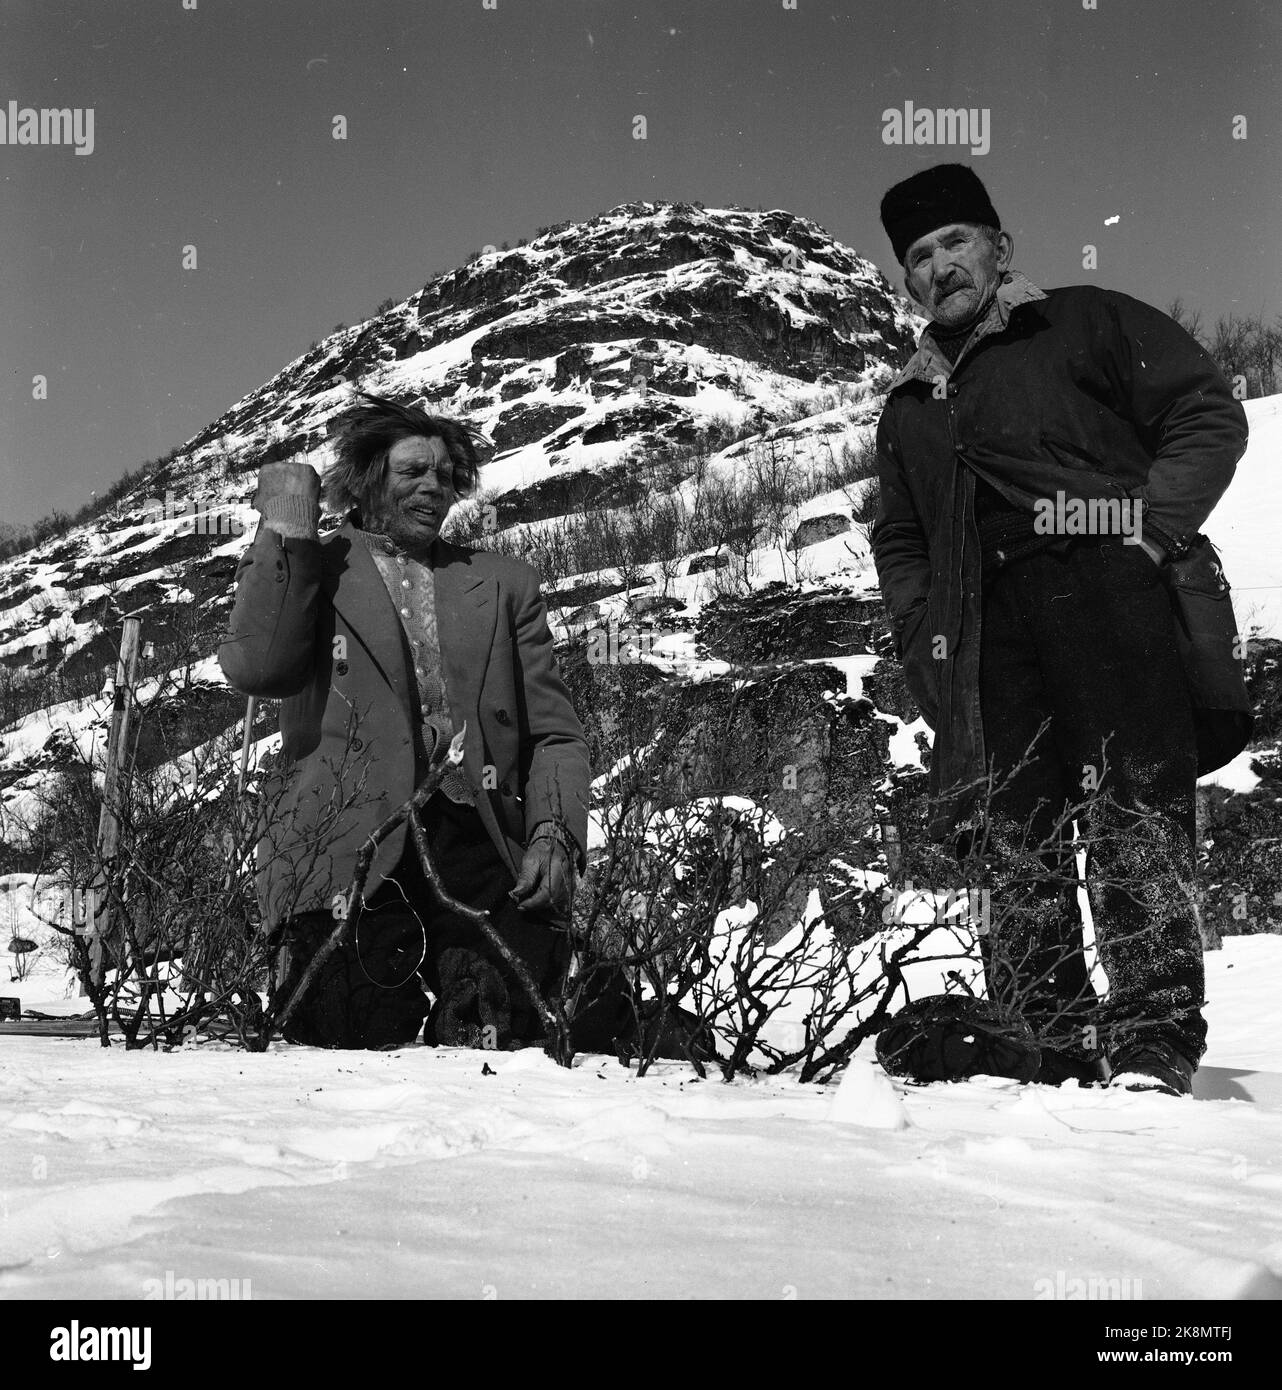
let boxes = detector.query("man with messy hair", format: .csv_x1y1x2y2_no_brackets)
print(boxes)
218,391,596,1050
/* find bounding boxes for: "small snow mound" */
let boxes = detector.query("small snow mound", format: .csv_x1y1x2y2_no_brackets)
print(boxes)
494,1047,562,1075
827,1057,910,1130
1168,1251,1282,1301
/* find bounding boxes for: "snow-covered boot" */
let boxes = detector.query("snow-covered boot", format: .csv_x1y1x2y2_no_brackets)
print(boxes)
1034,1045,1108,1087
875,995,1041,1083
1107,1039,1195,1097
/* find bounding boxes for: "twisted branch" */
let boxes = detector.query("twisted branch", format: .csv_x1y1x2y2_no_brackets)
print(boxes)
265,723,573,1065
265,726,463,1039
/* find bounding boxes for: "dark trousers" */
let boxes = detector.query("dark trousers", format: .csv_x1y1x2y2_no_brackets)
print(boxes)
275,796,567,1049
274,796,636,1052
959,535,1205,1063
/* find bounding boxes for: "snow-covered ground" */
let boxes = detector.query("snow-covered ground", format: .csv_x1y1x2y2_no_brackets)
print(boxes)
1,934,1280,1300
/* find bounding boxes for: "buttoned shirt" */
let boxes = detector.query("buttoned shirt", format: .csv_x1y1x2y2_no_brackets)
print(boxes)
356,526,474,806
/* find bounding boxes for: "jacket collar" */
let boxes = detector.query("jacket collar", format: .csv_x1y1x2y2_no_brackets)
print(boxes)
888,270,1047,391
322,519,498,724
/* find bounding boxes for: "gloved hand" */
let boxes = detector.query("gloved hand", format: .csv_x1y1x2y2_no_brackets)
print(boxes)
253,461,321,539
510,823,577,918
253,460,321,507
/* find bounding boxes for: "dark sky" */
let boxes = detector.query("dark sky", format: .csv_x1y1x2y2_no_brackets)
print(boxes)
1,0,1277,526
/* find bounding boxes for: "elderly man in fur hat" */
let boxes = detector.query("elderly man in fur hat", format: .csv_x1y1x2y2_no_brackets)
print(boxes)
871,164,1249,1096
219,393,604,1050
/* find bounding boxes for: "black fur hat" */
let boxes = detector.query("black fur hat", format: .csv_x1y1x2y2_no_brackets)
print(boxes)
880,164,1001,265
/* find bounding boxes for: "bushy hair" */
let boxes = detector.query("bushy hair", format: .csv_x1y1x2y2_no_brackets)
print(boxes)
322,391,483,515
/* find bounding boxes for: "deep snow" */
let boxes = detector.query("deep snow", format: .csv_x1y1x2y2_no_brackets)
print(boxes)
1,934,1280,1300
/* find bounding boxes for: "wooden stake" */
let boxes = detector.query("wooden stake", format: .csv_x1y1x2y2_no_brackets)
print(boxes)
83,617,142,992
237,695,257,799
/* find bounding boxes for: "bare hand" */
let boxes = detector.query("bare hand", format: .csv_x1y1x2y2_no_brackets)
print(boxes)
510,833,575,918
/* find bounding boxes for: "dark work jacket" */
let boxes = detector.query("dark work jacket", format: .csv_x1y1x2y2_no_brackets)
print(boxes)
217,518,590,928
872,273,1249,840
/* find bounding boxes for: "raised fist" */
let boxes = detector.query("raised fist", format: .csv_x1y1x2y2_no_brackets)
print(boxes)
253,460,321,511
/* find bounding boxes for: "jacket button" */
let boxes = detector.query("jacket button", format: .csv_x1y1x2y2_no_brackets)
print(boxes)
499,780,512,795
495,709,511,725
352,737,363,751
335,660,349,676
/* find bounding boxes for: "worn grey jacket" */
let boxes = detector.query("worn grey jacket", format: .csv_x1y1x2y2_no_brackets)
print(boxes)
218,518,590,926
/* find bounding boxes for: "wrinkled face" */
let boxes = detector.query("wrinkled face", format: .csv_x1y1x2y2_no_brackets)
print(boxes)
366,434,456,550
903,222,1011,329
